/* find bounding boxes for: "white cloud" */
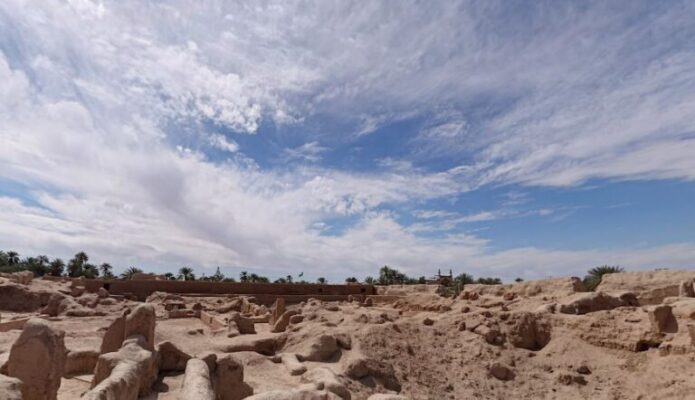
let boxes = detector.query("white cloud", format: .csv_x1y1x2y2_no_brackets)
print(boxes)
0,0,694,281
208,133,239,153
284,142,328,163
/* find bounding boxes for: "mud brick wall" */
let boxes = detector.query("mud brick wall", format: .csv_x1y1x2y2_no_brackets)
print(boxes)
78,279,375,301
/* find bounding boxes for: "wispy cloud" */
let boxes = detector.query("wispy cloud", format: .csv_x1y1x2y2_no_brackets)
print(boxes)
0,0,693,280
284,142,328,163
208,133,239,153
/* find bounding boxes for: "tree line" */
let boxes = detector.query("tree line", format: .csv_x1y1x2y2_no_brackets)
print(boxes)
0,250,329,283
1,250,623,289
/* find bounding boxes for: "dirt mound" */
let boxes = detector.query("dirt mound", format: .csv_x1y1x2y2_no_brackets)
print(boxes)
0,283,61,312
597,269,695,304
465,276,587,299
2,270,695,399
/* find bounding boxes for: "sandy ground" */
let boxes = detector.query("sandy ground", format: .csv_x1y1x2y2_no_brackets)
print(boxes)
2,270,695,399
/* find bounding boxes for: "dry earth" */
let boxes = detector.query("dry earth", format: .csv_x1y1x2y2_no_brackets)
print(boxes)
2,269,695,399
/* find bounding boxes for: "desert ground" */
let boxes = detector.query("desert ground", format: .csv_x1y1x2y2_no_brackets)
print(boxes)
2,269,695,399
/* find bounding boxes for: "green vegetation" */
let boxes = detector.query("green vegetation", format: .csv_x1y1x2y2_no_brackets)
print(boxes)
120,266,143,280
1,249,521,288
476,277,502,285
583,265,624,291
177,266,196,281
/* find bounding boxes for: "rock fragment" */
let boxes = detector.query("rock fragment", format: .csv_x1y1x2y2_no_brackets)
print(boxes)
270,298,286,325
182,358,215,400
88,335,157,398
679,280,695,297
344,356,400,391
228,311,256,334
506,312,552,350
124,304,156,351
215,354,254,400
157,340,191,371
64,349,100,377
6,318,66,400
647,304,678,334
303,367,351,399
244,388,342,400
296,334,339,362
559,292,630,315
100,315,125,354
488,362,515,381
272,310,300,333
281,353,307,375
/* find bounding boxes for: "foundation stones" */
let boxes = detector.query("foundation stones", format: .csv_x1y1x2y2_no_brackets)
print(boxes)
679,280,695,297
228,311,256,335
6,318,66,400
281,353,307,375
272,310,299,333
124,304,156,351
488,362,515,381
647,304,678,334
89,335,158,398
157,340,191,372
215,354,254,400
182,358,215,400
64,349,100,377
270,298,286,326
296,334,339,362
100,315,126,354
303,367,351,400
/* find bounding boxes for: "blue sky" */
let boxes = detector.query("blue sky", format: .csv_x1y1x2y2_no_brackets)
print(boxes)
1,0,694,282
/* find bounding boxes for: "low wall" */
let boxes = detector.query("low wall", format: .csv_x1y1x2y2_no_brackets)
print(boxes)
72,279,374,301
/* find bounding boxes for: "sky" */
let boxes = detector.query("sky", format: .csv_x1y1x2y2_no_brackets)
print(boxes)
1,0,694,282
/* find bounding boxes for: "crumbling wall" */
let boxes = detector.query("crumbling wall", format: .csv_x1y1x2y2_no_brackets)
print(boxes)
78,279,374,302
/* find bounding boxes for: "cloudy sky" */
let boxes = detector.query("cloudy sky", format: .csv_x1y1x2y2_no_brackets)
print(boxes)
1,0,694,282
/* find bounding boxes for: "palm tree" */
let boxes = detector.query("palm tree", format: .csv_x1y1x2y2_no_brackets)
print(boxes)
583,265,624,291
286,275,293,284
454,273,475,286
83,263,99,279
49,259,65,276
240,271,249,283
23,257,46,276
37,255,49,266
316,277,327,284
120,266,143,280
67,252,89,277
378,265,408,285
178,267,196,281
7,251,19,265
476,277,502,285
99,263,114,279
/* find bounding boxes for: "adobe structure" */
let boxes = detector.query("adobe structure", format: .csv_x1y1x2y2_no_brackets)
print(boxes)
40,276,375,304
3,269,695,399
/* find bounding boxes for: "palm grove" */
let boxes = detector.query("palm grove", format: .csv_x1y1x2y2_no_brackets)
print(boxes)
0,250,622,289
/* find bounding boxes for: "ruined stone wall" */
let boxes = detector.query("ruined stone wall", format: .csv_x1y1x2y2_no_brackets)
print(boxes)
54,278,376,301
